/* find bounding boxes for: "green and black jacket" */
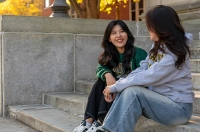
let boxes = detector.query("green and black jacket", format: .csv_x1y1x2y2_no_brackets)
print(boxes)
96,47,147,81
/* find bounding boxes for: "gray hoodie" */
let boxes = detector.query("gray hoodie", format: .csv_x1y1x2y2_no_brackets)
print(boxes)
110,33,194,103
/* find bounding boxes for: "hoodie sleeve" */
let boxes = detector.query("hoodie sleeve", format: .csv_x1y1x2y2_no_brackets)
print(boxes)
128,55,149,76
110,54,177,93
127,45,154,76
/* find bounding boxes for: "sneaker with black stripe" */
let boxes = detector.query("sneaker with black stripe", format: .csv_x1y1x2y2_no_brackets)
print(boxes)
86,121,102,132
95,126,108,132
73,120,90,132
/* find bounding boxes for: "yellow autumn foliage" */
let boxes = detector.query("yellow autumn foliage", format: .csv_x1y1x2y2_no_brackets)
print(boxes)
67,0,129,14
100,0,128,14
0,0,42,16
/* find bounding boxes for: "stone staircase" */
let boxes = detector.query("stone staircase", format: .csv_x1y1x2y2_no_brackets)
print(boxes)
8,26,200,132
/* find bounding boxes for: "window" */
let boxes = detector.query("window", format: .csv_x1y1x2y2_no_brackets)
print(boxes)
131,0,144,21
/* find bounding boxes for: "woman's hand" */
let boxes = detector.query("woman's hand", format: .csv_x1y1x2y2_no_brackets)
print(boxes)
104,73,116,102
104,73,116,86
103,86,116,103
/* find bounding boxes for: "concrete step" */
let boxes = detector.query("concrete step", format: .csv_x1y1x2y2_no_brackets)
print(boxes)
43,91,200,116
191,49,200,59
0,116,37,132
192,73,200,91
183,19,200,25
75,80,96,95
183,23,200,29
183,24,200,40
136,23,200,40
194,91,200,115
43,92,88,116
134,37,200,52
8,105,82,132
134,114,200,132
192,40,200,48
8,104,200,132
191,59,200,73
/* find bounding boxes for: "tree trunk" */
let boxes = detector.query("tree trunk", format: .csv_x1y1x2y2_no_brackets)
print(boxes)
69,0,100,18
69,0,86,18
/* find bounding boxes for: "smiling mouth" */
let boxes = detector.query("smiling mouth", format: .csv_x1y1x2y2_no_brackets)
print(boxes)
116,39,123,42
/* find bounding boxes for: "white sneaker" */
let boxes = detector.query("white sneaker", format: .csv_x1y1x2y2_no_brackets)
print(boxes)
95,126,108,132
86,121,102,132
73,120,90,132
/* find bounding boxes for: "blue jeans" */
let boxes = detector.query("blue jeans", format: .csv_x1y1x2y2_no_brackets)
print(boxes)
102,86,193,132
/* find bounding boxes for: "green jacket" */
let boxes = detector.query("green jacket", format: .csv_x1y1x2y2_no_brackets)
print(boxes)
96,47,147,81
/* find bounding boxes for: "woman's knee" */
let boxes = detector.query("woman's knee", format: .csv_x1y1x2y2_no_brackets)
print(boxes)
122,86,144,97
123,86,143,93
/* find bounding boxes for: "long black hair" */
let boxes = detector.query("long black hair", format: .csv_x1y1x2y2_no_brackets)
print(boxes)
98,20,135,74
145,5,190,69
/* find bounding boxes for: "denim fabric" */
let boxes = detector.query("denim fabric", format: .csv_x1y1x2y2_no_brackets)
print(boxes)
102,86,193,132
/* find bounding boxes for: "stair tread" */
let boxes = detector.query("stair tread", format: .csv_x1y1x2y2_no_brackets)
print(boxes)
195,91,200,95
192,73,200,75
10,105,82,132
191,59,200,61
44,92,88,103
76,80,96,83
9,104,200,132
135,114,200,132
191,48,200,50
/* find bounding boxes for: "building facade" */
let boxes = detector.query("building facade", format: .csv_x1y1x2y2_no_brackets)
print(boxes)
42,0,200,21
42,0,143,21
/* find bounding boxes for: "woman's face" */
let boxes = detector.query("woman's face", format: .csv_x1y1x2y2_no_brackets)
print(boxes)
109,24,128,53
149,31,158,41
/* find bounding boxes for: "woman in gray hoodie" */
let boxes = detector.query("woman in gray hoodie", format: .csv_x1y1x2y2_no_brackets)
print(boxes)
90,5,194,132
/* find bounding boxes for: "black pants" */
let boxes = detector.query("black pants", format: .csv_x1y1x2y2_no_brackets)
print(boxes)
84,79,112,123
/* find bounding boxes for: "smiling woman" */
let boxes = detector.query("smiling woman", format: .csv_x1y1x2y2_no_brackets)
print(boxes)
95,5,194,132
109,25,128,53
72,20,147,132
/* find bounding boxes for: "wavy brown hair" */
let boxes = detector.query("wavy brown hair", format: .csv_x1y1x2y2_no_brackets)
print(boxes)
98,20,135,74
145,5,190,69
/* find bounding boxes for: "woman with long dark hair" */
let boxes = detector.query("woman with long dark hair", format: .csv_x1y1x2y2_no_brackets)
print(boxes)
92,5,194,132
73,20,147,132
